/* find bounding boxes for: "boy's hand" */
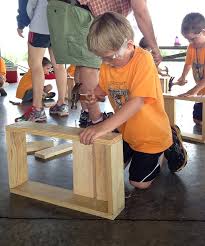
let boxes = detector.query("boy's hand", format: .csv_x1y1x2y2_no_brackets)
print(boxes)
177,77,188,86
17,28,24,38
80,124,107,145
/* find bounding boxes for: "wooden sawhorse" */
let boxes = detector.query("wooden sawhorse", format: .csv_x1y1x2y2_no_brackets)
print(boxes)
164,94,205,143
6,122,124,219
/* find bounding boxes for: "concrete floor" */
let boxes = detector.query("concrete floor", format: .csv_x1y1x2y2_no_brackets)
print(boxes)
0,83,205,245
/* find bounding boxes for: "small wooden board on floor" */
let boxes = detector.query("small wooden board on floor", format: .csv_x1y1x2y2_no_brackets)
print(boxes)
26,141,54,154
35,142,72,160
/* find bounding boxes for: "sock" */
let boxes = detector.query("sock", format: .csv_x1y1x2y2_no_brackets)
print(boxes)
92,115,103,124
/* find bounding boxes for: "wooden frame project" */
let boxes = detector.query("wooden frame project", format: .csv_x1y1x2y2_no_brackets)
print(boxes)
163,94,205,143
6,122,124,219
160,77,169,93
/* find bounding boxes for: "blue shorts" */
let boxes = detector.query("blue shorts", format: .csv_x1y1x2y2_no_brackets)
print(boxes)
28,32,51,48
123,141,163,182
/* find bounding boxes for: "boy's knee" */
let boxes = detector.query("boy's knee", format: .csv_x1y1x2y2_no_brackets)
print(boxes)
129,180,153,189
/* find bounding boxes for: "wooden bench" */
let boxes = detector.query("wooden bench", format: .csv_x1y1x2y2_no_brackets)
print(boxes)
163,94,205,143
6,122,124,219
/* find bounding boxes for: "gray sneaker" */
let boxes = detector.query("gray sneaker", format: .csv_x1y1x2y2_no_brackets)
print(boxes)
15,106,47,122
49,103,69,116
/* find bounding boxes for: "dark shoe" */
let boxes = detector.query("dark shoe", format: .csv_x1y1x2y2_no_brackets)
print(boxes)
79,111,91,128
164,125,188,173
0,88,7,96
15,106,47,122
49,103,69,116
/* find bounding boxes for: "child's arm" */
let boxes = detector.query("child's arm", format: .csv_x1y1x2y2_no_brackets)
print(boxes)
17,0,38,38
177,64,191,85
179,78,205,97
80,96,144,145
17,0,31,37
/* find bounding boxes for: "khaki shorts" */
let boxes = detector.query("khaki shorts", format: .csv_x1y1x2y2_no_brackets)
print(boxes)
47,0,101,68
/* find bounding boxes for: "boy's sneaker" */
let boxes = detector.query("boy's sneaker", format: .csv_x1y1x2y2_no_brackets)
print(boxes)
15,106,47,122
49,103,69,116
0,88,7,96
164,125,188,173
79,111,91,128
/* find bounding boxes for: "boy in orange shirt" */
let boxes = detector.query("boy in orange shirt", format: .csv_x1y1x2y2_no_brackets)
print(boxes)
0,57,7,96
16,57,55,104
176,13,205,126
80,12,187,189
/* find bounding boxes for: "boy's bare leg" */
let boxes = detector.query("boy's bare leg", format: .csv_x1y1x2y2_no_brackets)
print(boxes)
28,44,46,110
49,48,67,105
78,66,101,121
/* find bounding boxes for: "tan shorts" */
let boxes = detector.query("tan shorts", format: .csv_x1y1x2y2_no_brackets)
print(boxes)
47,0,101,68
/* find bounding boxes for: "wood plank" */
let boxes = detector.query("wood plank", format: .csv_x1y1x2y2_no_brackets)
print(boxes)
94,143,108,201
164,97,176,126
34,143,72,159
10,181,117,219
6,130,28,188
26,141,54,154
163,94,205,103
105,141,125,215
73,141,95,198
6,122,122,145
181,132,205,143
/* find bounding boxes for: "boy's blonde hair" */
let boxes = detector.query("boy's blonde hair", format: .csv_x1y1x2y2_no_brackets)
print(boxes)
87,12,134,55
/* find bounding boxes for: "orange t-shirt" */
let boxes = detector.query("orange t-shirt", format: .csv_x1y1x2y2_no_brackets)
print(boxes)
0,58,6,79
185,44,205,95
67,65,76,77
16,69,32,99
99,47,172,153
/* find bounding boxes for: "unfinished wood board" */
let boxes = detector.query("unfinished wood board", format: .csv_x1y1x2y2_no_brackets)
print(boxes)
6,122,124,219
10,181,118,219
6,131,28,188
26,140,54,154
35,143,72,159
73,141,95,198
160,77,169,93
6,122,122,145
163,93,205,143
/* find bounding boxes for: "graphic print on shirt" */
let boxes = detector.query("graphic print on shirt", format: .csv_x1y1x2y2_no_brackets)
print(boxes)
192,48,205,81
108,81,129,109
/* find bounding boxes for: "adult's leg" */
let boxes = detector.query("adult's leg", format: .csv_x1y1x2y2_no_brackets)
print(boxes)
28,43,46,110
49,48,67,105
74,67,86,111
78,66,101,122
